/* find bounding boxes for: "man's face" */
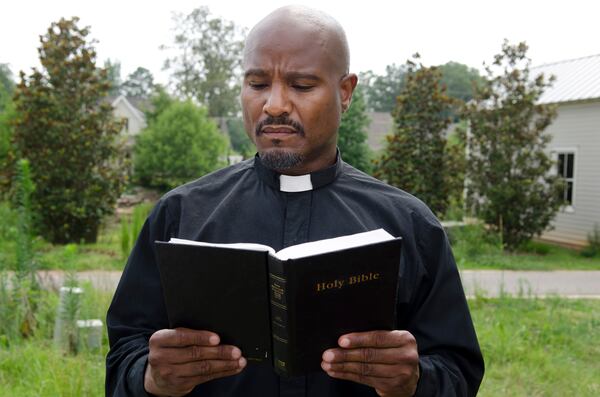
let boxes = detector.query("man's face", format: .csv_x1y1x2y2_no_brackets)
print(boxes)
241,24,356,174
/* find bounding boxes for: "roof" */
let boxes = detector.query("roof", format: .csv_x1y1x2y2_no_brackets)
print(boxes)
366,112,393,152
532,54,600,104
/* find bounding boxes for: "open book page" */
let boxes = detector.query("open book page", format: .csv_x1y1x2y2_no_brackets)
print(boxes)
274,229,395,260
168,238,276,255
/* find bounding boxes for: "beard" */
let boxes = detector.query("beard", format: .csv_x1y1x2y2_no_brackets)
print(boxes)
259,149,304,171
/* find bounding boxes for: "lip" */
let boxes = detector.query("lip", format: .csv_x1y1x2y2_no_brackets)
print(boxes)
260,125,298,134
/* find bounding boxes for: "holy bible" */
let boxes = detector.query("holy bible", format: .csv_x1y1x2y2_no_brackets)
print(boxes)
155,229,402,377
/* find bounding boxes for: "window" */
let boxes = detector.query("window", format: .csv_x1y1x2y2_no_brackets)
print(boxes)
557,152,575,207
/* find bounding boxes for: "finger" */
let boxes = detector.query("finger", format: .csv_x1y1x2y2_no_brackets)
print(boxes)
150,328,220,348
149,344,242,365
321,360,400,378
338,330,415,349
180,365,247,389
322,346,418,364
175,357,247,378
323,369,395,390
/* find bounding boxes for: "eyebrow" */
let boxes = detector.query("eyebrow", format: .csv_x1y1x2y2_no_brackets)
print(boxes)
244,69,269,79
244,69,321,82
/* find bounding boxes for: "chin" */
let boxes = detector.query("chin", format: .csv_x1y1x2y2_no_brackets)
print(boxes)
259,148,305,171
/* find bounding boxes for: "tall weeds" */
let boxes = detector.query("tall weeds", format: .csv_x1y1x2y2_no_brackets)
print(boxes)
0,159,40,340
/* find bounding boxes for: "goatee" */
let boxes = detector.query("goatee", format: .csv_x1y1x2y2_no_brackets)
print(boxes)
259,150,304,171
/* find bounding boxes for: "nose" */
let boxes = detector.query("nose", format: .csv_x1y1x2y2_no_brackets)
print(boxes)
263,83,292,117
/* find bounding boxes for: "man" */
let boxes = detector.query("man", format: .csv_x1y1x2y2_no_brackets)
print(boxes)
106,6,484,397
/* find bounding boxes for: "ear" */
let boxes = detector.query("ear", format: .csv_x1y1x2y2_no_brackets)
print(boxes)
339,73,358,113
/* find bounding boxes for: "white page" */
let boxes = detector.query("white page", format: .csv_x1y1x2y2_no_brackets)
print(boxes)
168,238,276,255
274,229,394,260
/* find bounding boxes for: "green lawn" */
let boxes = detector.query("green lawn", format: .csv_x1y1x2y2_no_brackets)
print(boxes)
1,294,598,396
471,297,600,396
455,242,600,270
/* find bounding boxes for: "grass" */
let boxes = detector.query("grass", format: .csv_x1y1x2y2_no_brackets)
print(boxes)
1,292,598,396
0,201,126,271
449,224,600,270
471,297,600,396
0,281,113,397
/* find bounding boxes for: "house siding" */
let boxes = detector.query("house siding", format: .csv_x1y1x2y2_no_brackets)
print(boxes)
541,101,600,246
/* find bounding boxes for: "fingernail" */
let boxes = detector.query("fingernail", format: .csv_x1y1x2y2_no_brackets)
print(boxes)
231,347,241,359
209,335,220,345
239,357,247,368
339,338,350,348
321,362,331,371
323,351,335,362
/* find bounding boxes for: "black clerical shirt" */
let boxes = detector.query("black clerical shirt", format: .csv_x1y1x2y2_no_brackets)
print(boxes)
106,154,484,396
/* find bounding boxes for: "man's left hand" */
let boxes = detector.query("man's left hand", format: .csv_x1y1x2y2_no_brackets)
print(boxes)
321,330,419,397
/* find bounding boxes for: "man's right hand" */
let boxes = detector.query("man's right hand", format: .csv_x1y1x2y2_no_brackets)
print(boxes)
144,328,247,397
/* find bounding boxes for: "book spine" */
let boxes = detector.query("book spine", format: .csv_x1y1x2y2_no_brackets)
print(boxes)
268,257,293,376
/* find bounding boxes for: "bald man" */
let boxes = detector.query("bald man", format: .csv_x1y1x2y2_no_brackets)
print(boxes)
106,6,484,397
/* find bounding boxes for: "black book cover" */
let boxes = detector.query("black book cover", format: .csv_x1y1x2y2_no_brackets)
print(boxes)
155,234,402,377
155,243,272,362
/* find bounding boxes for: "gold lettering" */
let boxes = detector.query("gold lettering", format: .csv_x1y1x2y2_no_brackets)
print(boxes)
348,272,381,285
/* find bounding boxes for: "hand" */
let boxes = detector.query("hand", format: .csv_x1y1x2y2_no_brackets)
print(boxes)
144,328,247,397
321,330,419,397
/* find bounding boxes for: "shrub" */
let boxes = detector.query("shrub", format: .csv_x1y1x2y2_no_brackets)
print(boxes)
134,100,228,191
120,202,153,259
449,223,503,260
462,41,562,250
581,224,600,258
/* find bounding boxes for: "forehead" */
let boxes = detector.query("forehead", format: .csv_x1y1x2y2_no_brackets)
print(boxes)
243,22,341,76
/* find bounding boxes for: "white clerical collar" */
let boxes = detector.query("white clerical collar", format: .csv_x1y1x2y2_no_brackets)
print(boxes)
279,174,313,192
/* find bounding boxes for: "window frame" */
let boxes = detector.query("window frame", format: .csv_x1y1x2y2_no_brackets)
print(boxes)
552,147,577,213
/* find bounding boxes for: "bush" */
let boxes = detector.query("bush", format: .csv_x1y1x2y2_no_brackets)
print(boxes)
134,101,228,191
519,240,551,256
448,223,503,259
581,224,600,258
462,41,562,250
120,202,153,259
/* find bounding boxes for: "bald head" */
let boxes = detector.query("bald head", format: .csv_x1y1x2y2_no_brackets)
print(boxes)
244,5,351,75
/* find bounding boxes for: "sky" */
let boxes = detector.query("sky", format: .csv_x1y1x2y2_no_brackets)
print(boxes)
1,0,599,86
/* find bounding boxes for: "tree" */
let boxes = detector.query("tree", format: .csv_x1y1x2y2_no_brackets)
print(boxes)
144,85,175,125
226,117,254,158
359,63,405,113
0,64,16,189
338,87,372,173
438,61,484,103
0,64,15,112
134,100,228,190
11,17,127,244
374,56,458,217
104,58,122,96
462,41,562,250
162,6,245,117
122,67,155,99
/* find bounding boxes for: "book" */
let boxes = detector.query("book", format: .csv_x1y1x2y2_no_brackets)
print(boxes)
155,229,402,377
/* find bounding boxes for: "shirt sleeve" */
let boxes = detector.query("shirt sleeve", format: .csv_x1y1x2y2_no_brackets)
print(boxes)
105,200,177,396
401,217,484,397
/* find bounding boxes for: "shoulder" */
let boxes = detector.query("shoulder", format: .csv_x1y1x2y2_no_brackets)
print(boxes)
164,159,253,200
153,159,254,215
339,161,440,230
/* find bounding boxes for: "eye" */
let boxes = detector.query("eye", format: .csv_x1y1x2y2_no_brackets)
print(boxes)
292,84,314,92
249,82,268,90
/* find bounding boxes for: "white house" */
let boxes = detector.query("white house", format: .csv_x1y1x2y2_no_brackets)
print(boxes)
533,54,600,247
110,95,147,142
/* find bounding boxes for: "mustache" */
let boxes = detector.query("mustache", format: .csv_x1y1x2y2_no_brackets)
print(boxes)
255,116,305,136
